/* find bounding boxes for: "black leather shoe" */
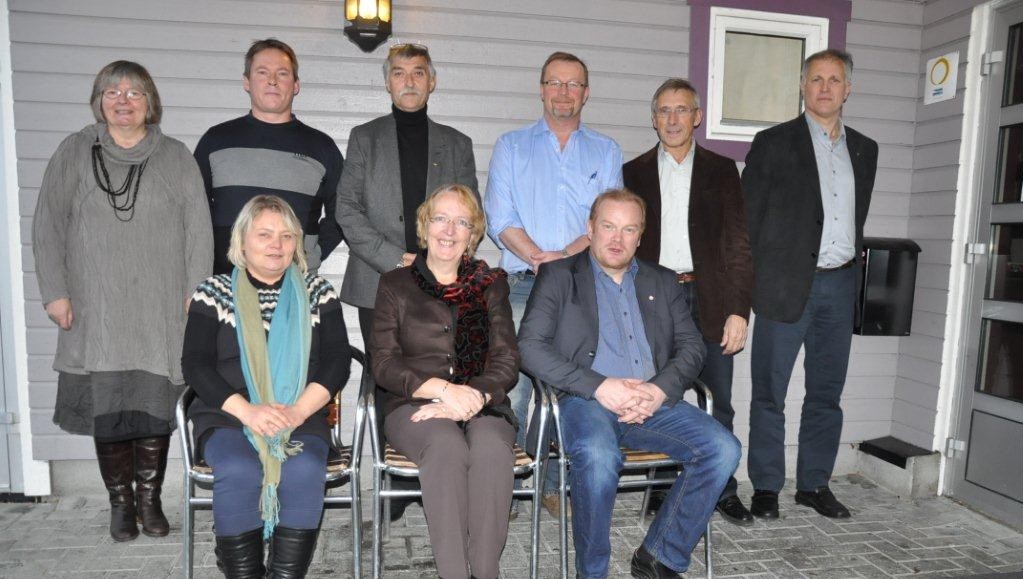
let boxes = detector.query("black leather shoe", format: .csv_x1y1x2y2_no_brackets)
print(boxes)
795,486,851,519
644,490,667,518
750,490,779,519
716,495,754,526
630,546,681,578
388,498,416,523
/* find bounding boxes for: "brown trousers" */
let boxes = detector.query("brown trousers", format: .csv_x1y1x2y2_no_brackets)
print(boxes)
385,404,516,579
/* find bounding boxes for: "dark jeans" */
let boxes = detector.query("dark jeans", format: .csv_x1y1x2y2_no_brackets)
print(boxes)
653,281,740,500
748,266,856,492
560,396,740,577
204,428,328,536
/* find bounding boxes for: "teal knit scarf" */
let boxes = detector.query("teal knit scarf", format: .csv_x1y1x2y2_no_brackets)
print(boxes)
232,265,311,538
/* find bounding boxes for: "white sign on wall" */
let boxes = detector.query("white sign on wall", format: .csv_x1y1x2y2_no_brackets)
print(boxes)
924,51,959,105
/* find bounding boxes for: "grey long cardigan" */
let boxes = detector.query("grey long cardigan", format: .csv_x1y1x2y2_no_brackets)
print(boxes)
32,123,213,384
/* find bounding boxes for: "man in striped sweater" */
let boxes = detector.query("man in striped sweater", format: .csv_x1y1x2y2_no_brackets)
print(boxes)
195,38,343,274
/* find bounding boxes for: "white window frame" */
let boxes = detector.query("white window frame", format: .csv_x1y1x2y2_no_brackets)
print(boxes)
706,6,829,142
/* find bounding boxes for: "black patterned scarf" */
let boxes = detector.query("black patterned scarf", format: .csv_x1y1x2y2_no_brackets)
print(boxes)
410,254,506,383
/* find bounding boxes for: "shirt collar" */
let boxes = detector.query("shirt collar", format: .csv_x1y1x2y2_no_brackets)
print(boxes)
805,114,846,145
587,251,639,284
536,117,586,138
658,142,695,170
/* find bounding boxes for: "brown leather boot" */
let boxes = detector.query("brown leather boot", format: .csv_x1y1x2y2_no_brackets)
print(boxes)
95,439,138,542
134,436,170,537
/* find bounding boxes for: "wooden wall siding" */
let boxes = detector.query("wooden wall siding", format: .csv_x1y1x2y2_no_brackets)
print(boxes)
13,0,922,463
892,0,985,450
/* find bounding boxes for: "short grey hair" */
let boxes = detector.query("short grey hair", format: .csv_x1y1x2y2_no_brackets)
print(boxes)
801,49,853,83
90,60,163,125
382,43,436,80
227,195,308,274
650,78,701,114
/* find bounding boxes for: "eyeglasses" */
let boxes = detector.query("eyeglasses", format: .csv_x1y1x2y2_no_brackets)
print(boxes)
598,222,641,236
429,215,474,231
102,89,146,101
654,105,698,118
541,79,588,92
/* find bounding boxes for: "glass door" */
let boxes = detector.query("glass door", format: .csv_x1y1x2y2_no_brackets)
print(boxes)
948,2,1023,529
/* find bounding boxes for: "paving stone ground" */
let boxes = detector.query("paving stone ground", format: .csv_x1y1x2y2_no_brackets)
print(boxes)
2,473,1022,578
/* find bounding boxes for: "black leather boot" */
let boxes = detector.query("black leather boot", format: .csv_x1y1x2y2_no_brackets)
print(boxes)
265,527,319,578
95,439,138,542
215,528,266,579
134,436,170,537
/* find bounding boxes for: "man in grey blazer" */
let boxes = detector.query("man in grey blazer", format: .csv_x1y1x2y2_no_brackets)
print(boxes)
519,189,740,579
337,42,478,345
336,42,478,521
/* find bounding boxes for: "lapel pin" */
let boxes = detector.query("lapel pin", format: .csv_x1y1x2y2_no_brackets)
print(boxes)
648,295,654,301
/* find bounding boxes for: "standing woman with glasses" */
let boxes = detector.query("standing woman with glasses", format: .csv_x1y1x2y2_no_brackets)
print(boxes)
371,184,519,579
32,60,212,542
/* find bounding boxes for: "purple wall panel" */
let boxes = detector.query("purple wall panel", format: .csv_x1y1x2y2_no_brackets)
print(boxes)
687,0,852,162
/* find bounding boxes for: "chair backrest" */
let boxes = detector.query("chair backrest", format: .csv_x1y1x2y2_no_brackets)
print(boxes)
364,368,552,465
539,377,715,448
537,380,569,453
175,346,369,469
175,387,198,472
332,347,367,453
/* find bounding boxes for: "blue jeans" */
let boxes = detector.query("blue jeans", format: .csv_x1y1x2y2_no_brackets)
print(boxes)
560,396,741,577
748,266,856,492
204,428,329,536
507,272,559,496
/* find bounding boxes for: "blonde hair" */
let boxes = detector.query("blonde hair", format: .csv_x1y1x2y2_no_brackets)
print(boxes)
227,195,308,274
589,188,647,232
415,184,486,256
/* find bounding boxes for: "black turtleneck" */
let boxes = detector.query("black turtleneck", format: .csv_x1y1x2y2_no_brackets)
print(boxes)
394,104,429,251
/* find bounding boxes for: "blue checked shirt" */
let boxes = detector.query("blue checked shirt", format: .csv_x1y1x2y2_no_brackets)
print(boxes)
589,254,656,382
485,118,623,273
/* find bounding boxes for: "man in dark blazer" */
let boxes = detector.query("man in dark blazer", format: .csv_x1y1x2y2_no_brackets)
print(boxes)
519,189,740,579
336,42,478,520
623,78,754,526
743,49,878,520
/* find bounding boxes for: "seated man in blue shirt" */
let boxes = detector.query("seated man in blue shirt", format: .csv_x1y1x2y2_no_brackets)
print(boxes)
519,189,741,579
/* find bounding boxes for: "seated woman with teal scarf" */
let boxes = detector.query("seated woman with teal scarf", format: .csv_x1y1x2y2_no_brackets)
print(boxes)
182,195,351,579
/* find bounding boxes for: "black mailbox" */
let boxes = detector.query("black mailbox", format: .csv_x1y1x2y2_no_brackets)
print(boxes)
855,237,922,336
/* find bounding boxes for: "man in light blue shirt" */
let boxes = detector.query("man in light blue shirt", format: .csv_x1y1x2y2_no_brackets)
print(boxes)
485,51,623,518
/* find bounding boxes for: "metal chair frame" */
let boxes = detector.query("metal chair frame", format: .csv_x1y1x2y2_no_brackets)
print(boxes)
542,378,717,579
177,348,367,579
363,375,551,579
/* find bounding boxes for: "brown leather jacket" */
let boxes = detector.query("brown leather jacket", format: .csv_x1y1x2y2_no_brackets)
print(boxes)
369,259,520,424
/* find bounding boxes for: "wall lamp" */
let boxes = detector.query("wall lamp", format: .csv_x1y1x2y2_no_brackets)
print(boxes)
344,0,392,52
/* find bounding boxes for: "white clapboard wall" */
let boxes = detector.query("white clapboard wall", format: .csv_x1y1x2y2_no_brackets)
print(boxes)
10,0,948,468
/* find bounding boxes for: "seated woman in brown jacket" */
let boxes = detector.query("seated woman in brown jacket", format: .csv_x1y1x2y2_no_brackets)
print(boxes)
371,184,519,579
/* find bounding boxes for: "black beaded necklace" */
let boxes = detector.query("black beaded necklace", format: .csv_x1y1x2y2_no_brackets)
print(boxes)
91,136,149,222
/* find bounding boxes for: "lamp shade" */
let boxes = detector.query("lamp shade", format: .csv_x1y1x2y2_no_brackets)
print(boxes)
344,0,392,52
